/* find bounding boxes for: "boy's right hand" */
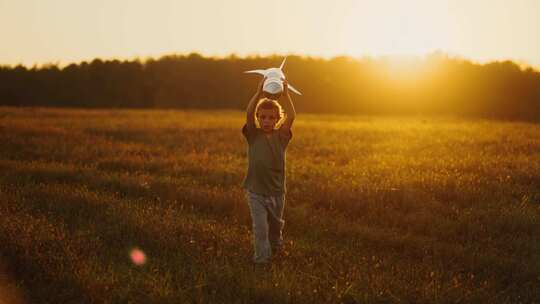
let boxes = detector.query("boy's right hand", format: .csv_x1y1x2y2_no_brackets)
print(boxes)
257,77,266,95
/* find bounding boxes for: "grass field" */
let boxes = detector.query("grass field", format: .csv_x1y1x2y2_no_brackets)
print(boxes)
0,106,539,303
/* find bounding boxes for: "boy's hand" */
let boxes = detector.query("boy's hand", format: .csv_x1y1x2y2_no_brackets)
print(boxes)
257,77,266,95
282,79,290,97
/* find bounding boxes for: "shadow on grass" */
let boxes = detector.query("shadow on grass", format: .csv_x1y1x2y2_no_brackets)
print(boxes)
0,180,282,302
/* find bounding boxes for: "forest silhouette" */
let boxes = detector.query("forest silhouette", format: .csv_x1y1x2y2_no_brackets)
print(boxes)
1,53,539,121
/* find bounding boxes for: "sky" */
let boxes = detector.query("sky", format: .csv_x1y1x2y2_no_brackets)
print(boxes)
1,0,539,68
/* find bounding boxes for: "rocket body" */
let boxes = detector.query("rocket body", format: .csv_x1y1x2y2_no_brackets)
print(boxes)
244,58,302,98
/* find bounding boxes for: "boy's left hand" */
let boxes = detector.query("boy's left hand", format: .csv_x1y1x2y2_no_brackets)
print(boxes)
282,79,289,97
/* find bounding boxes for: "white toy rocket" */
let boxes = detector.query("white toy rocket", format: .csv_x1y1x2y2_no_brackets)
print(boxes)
244,57,302,98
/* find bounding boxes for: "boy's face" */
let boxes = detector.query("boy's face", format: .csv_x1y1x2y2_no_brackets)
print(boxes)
257,108,279,133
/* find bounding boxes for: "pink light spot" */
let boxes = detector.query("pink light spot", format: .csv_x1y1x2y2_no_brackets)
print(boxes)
130,248,147,265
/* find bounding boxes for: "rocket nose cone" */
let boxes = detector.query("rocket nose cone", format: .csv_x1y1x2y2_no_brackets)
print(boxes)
263,80,283,95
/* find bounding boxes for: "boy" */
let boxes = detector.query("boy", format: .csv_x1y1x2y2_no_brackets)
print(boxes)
242,77,296,264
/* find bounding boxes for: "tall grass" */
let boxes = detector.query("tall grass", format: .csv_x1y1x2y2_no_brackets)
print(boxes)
0,107,539,303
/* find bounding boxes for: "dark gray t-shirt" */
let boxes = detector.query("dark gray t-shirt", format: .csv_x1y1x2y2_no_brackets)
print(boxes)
242,123,292,196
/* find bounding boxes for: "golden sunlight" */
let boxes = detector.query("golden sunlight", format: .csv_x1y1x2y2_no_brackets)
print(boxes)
341,1,453,57
381,55,431,83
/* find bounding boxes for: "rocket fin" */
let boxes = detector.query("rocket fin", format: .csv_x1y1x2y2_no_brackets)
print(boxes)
279,57,287,70
288,83,302,95
244,69,268,75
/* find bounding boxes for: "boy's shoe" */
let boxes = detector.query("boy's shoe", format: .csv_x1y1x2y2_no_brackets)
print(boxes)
271,245,283,255
253,257,270,263
252,259,271,270
271,241,287,254
253,255,271,265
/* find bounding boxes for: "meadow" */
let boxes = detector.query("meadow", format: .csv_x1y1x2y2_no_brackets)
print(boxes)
0,106,539,303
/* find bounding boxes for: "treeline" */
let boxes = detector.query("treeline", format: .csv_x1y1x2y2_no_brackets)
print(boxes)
1,53,539,120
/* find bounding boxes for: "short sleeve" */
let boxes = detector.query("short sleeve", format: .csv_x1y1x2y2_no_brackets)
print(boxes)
278,124,293,147
242,123,257,144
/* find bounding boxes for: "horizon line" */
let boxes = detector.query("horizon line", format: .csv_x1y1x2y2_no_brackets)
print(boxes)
2,51,539,72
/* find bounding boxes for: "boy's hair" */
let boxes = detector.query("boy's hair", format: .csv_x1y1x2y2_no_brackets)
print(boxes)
255,98,285,127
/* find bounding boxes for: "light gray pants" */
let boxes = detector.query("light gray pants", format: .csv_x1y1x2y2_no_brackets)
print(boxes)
246,190,286,263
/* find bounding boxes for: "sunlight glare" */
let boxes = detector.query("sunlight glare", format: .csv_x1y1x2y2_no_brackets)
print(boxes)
341,0,452,58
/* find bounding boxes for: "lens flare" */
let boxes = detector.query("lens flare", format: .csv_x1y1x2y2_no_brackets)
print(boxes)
130,248,147,265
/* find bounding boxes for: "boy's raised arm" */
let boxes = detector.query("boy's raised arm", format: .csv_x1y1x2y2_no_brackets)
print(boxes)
246,77,265,129
279,79,296,133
